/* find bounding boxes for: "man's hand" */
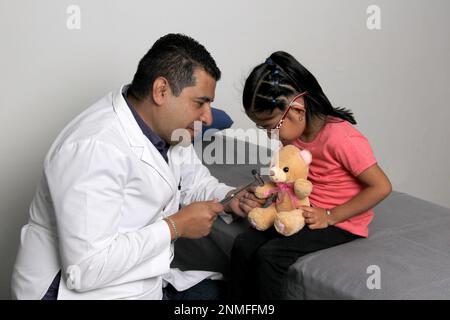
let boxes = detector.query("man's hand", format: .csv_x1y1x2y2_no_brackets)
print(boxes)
224,186,266,218
169,200,224,239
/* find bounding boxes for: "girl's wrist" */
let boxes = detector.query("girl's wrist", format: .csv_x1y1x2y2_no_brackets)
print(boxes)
325,208,335,226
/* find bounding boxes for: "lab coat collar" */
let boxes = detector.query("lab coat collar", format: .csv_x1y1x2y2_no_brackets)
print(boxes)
112,85,177,192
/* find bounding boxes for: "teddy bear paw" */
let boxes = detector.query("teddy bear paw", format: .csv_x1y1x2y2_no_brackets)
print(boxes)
248,217,258,229
274,220,285,233
249,218,268,231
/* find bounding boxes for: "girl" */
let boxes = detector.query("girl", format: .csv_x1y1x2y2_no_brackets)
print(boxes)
230,51,392,299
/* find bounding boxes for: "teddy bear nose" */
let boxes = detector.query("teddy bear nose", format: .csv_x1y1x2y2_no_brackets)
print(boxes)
269,169,275,176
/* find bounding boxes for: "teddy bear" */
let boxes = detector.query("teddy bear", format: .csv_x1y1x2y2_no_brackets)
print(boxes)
248,145,313,236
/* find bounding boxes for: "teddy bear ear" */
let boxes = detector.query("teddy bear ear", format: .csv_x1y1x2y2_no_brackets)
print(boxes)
299,150,312,166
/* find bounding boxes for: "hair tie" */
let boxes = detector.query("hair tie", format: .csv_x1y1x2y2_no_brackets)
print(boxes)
265,58,275,66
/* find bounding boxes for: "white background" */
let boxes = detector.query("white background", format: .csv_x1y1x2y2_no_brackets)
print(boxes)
1,0,449,299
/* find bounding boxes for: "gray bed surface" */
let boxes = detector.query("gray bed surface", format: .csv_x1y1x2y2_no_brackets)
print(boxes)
286,191,450,300
172,136,450,299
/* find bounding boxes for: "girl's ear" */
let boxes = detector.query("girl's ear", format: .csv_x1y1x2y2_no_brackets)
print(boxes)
291,103,305,113
291,106,305,121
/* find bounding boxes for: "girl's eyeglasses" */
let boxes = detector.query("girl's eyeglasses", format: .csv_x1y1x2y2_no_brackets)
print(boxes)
256,91,308,131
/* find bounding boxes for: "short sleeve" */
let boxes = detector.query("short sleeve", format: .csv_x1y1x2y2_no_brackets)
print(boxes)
333,130,377,177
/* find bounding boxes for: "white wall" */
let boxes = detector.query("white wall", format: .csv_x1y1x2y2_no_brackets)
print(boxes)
1,0,449,299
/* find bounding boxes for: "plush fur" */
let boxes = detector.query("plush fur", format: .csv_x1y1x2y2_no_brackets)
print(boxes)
248,145,313,236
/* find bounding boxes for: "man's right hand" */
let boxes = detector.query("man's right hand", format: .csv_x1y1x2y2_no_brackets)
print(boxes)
167,200,224,239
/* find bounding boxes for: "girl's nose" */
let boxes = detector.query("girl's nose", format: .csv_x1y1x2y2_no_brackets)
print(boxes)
269,169,275,176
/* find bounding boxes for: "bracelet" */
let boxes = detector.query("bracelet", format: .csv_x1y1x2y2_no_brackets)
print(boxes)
325,209,334,226
164,217,179,242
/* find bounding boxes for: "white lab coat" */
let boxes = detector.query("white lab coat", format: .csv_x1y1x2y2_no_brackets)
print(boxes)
11,85,234,300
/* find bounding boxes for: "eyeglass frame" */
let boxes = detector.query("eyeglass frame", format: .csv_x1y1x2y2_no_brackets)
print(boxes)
256,91,308,131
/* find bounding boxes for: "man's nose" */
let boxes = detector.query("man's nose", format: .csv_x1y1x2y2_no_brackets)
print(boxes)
200,104,213,127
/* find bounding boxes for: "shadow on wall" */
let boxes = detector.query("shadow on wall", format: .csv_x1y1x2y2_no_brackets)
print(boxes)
1,187,34,300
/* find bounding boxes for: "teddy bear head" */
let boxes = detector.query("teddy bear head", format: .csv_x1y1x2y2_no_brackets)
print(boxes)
269,145,312,184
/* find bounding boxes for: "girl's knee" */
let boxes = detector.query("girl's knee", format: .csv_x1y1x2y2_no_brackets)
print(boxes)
254,245,277,265
231,230,265,258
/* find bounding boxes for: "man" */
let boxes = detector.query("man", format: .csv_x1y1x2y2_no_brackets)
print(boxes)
11,33,263,300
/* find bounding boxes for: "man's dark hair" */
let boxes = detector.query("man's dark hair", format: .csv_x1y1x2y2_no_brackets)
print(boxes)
128,33,221,99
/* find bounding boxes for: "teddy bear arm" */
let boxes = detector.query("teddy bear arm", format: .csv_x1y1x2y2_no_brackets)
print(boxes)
254,182,278,199
294,179,313,199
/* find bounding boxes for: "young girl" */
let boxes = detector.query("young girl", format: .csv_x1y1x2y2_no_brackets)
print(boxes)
230,51,392,299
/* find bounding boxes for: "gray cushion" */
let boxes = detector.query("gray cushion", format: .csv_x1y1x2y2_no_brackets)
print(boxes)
172,137,450,299
286,192,450,299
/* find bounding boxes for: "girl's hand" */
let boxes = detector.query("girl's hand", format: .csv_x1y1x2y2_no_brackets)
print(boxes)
301,206,330,229
224,186,266,218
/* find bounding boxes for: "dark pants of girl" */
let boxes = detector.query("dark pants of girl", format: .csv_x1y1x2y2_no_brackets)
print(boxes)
229,225,361,300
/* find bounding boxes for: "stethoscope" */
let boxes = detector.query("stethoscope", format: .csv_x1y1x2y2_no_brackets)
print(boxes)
220,169,265,205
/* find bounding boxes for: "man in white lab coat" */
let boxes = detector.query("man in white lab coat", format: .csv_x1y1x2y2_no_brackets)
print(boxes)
11,33,263,300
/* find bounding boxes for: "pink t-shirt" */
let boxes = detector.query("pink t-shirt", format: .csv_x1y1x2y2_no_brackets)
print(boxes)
292,117,377,237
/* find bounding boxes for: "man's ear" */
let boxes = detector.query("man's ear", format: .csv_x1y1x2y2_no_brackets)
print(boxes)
152,76,170,105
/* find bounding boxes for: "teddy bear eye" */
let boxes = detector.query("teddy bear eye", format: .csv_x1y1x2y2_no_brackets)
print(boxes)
283,167,289,173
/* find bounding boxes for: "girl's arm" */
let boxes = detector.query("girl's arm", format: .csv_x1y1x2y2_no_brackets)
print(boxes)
302,164,392,229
